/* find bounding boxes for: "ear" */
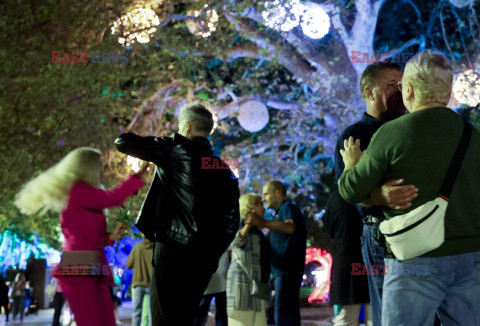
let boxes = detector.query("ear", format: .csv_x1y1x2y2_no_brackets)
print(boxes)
405,82,414,101
185,121,193,135
364,86,375,101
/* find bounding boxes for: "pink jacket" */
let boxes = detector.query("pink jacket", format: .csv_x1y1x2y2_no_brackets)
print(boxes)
55,175,144,284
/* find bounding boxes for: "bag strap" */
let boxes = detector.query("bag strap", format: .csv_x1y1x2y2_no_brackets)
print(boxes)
232,251,252,281
439,118,472,200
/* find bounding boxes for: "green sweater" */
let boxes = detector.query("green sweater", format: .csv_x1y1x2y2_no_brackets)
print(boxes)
339,107,480,257
127,240,153,287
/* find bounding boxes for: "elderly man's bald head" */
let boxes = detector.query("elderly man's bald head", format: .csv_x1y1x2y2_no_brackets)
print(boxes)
262,180,287,209
265,181,286,196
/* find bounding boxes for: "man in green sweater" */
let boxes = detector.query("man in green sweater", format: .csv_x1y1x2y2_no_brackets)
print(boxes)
127,239,154,326
338,50,480,325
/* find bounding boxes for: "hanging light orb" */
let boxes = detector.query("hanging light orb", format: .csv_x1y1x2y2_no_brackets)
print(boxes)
453,69,480,107
111,8,160,46
262,0,301,32
298,3,330,39
127,155,142,172
262,0,330,39
186,4,219,38
449,0,473,8
237,100,269,133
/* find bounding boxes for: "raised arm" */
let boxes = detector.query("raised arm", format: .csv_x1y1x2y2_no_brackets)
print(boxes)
71,175,144,211
115,132,173,164
338,141,386,204
245,211,295,234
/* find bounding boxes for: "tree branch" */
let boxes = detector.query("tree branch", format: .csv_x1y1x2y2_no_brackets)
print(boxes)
223,12,324,91
439,6,456,62
382,37,424,60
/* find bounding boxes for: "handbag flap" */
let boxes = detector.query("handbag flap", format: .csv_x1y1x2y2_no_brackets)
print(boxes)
60,251,100,265
379,197,448,235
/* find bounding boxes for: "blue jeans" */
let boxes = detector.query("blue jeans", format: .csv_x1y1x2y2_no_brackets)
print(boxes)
273,275,302,326
132,286,151,326
361,220,385,326
382,251,480,326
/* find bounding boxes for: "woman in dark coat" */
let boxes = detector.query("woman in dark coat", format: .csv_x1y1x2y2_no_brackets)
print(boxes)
323,189,371,325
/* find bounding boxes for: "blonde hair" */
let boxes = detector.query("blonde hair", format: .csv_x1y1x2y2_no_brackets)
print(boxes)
403,50,453,106
14,147,101,215
239,193,262,220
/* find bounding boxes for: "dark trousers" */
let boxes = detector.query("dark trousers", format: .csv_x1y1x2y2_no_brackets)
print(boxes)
273,275,302,326
0,300,9,321
150,242,218,326
193,292,227,326
52,292,65,326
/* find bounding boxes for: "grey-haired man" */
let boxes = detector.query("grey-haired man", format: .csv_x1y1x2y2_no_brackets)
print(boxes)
116,104,240,326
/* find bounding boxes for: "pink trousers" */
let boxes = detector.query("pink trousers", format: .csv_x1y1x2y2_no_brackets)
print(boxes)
58,276,115,326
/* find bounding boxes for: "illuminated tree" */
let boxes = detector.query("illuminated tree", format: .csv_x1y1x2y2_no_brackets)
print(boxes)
1,0,479,247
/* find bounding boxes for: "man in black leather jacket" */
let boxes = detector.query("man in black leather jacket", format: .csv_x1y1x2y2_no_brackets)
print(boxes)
115,103,240,325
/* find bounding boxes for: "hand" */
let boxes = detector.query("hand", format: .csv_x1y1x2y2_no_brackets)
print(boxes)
110,222,129,241
244,210,265,228
381,179,418,210
340,137,363,170
134,162,150,180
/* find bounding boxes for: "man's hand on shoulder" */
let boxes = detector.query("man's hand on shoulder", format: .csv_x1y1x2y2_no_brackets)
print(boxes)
340,137,363,171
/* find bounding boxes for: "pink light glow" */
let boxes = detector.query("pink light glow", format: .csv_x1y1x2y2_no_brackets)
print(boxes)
305,247,332,303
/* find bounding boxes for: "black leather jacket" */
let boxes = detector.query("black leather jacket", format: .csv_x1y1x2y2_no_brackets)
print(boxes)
115,132,240,253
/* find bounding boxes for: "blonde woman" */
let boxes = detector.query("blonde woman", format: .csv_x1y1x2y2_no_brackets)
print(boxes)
226,193,271,326
15,147,147,326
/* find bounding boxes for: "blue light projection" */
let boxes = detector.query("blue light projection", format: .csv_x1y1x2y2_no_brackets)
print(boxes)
0,227,144,300
105,234,143,299
0,230,61,274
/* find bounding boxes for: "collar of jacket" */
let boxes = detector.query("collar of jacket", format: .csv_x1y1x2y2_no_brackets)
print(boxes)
171,133,212,151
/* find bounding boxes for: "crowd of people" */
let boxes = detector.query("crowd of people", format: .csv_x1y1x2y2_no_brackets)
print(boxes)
7,49,480,326
12,100,306,325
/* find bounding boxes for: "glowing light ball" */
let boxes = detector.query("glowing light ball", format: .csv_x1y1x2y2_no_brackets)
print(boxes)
262,0,330,39
449,0,473,8
127,155,142,172
186,4,219,38
237,100,269,132
305,248,332,303
298,3,330,39
262,0,301,32
111,8,160,46
453,69,480,106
